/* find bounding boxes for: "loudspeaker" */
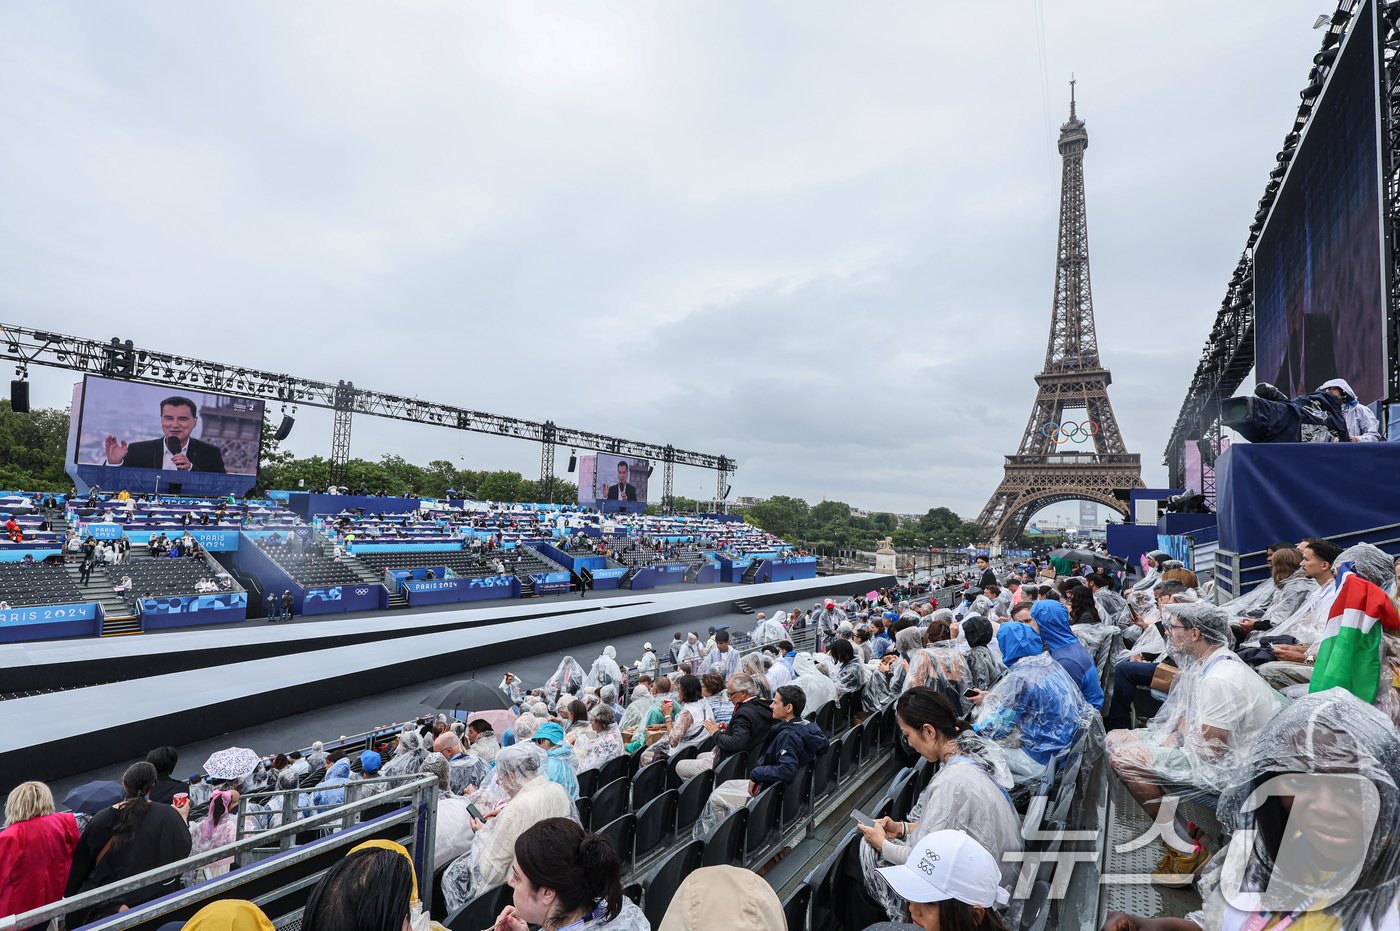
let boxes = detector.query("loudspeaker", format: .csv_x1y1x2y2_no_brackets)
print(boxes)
274,415,295,441
567,454,577,472
723,484,732,500
9,380,28,414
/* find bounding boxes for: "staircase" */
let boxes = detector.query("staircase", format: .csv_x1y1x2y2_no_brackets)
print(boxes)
66,559,141,636
683,563,703,583
619,568,637,590
519,575,536,597
342,551,406,609
732,599,755,616
211,553,268,618
742,559,765,584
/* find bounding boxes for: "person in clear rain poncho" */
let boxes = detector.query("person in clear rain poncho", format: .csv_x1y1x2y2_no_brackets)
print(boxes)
971,622,1102,789
812,599,847,646
1132,550,1170,592
583,647,623,691
619,684,655,740
1221,546,1314,646
960,615,1007,692
908,642,971,713
789,652,837,716
751,610,788,646
1102,689,1400,931
856,688,1023,923
440,744,578,913
379,727,428,781
544,656,586,705
1107,600,1288,885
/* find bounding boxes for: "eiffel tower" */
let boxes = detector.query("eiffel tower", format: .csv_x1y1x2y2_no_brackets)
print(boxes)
976,83,1143,543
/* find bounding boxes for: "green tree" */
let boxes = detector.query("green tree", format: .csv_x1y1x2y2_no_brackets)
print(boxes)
0,403,72,491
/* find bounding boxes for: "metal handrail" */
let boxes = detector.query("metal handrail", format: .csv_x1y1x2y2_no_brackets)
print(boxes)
2,774,439,931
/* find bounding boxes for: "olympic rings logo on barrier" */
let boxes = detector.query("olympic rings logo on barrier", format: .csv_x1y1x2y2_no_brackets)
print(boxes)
1041,420,1100,444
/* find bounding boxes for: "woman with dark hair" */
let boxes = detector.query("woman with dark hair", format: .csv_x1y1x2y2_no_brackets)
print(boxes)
827,638,867,723
961,616,1006,693
1069,585,1101,626
493,818,648,931
302,844,414,931
856,688,1022,922
641,674,713,765
65,761,192,917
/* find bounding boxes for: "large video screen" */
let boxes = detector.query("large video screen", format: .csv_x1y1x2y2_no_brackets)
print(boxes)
1254,0,1387,405
594,453,650,503
74,376,265,476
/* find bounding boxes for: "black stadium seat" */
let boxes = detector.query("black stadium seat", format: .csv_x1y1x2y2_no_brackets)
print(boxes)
632,789,677,860
640,840,703,929
782,882,812,931
673,769,713,836
713,750,748,785
743,783,782,863
443,883,511,931
589,777,629,830
630,760,666,810
596,813,636,872
701,805,747,868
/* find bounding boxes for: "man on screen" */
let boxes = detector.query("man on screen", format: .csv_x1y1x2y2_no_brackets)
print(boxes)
103,396,227,473
603,460,637,501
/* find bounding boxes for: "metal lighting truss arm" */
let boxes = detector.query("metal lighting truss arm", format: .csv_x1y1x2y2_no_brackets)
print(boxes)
0,323,733,472
1163,0,1368,482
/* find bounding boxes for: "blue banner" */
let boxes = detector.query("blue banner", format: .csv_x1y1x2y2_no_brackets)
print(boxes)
589,567,628,580
139,592,248,630
0,602,99,627
87,522,125,540
404,575,521,605
531,571,571,594
117,528,241,552
0,602,102,643
302,584,385,615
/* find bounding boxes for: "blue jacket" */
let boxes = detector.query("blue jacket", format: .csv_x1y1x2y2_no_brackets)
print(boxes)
749,720,830,787
1030,600,1104,709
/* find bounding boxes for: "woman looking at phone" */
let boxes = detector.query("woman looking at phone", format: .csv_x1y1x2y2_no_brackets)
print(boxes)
855,688,1022,923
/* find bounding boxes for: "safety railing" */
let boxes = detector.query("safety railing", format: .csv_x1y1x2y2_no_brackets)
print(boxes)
3,774,440,931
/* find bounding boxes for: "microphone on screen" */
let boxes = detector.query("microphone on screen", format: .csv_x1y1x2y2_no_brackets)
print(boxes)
166,436,183,456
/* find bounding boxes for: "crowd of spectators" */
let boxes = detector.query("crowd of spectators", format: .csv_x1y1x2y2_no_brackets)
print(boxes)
6,532,1400,930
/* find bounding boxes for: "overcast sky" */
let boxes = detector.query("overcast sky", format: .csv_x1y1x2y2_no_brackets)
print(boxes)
0,2,1328,519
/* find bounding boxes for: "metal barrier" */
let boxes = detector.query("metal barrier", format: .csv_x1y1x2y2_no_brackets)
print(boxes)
4,774,440,931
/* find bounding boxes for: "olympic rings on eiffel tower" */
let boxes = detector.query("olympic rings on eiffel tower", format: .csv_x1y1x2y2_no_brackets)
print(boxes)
1041,420,1100,444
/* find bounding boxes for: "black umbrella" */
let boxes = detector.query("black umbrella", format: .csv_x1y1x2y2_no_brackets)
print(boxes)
1049,547,1122,572
63,780,124,815
420,679,511,712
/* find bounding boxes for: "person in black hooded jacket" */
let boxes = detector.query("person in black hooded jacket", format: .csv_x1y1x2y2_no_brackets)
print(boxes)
749,685,830,790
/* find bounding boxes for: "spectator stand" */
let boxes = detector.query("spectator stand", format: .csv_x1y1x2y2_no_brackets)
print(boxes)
5,774,442,931
233,532,389,618
0,491,65,561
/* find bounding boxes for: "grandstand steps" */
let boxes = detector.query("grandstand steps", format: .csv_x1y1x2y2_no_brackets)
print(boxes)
341,552,407,609
64,561,140,633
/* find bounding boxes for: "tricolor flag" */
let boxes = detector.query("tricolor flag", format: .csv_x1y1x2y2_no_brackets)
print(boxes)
1309,561,1400,703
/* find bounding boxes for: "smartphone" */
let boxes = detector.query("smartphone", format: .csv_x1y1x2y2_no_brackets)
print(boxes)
467,802,486,822
963,688,978,698
850,809,874,827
